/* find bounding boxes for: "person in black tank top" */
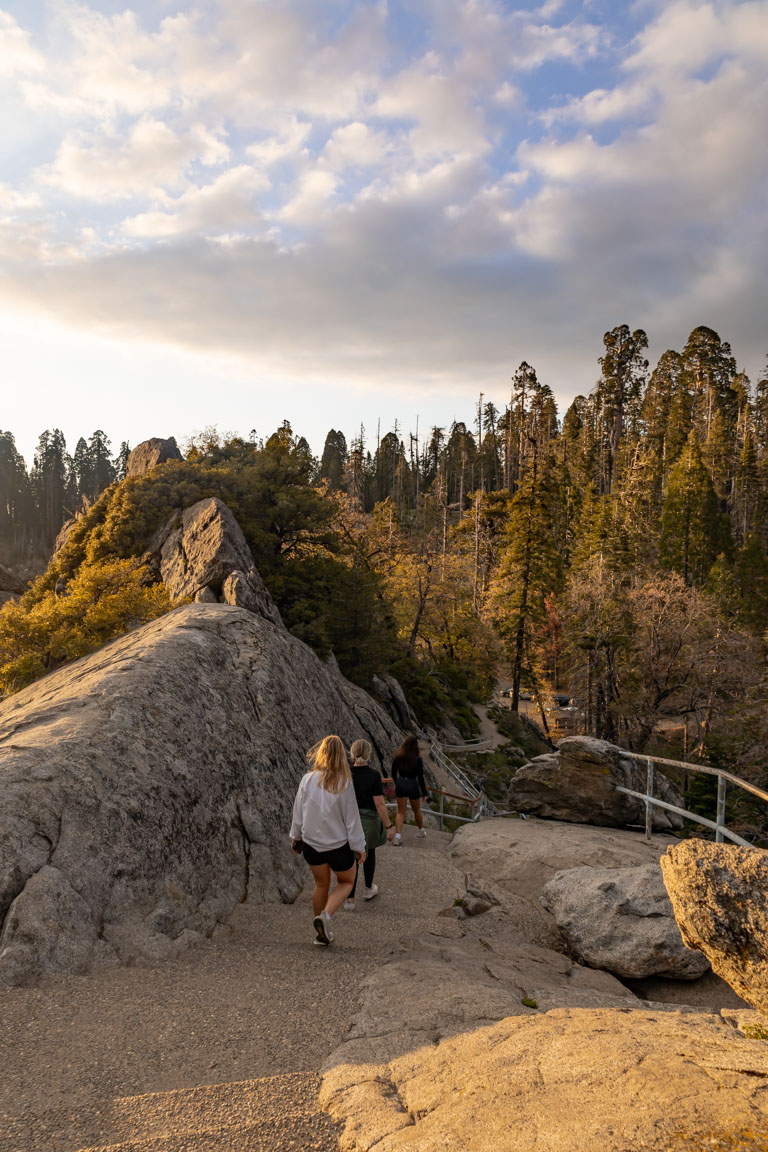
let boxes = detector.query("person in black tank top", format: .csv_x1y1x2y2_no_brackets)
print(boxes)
344,739,395,910
391,734,428,845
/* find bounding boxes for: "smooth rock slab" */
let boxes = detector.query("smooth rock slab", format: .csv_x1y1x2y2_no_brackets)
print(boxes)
661,840,768,1012
541,862,709,979
321,1008,768,1151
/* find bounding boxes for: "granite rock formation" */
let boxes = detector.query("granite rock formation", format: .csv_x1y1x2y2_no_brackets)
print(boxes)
321,1007,768,1151
541,862,709,979
508,736,683,830
144,497,283,626
322,819,756,1151
125,437,183,479
661,840,768,1012
0,602,402,985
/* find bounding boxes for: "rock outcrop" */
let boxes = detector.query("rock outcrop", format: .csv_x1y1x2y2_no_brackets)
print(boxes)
145,497,283,625
370,672,418,731
125,437,183,479
661,840,768,1012
321,817,754,1150
0,603,402,985
321,1008,768,1151
541,862,709,979
508,735,683,830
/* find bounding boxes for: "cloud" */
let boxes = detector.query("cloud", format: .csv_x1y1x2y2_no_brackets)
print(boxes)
121,165,269,237
0,11,45,77
625,0,768,75
38,117,230,200
0,0,766,424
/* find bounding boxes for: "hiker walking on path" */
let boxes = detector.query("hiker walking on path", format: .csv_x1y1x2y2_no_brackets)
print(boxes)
290,735,366,946
344,739,395,911
391,735,429,845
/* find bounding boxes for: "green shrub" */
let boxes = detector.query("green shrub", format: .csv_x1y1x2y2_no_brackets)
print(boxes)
0,559,174,693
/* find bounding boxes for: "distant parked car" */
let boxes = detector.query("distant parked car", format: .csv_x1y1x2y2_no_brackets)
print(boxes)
553,693,570,707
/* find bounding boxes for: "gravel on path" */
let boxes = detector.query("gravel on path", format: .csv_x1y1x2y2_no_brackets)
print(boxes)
1,826,463,1152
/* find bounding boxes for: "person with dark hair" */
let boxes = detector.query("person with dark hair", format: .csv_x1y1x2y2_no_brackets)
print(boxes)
344,738,395,910
391,734,428,845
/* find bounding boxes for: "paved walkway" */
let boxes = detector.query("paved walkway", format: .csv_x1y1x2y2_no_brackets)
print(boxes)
0,827,463,1152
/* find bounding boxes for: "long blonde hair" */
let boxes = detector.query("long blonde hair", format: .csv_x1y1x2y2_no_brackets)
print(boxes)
307,735,352,794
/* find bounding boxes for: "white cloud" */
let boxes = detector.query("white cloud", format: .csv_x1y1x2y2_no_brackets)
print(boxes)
246,116,312,168
38,117,230,200
322,121,391,171
121,165,269,238
0,0,765,430
277,169,338,224
0,11,44,77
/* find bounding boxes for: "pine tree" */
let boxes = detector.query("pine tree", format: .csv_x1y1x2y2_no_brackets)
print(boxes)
490,445,562,709
679,325,739,442
659,432,732,584
31,429,70,545
319,429,347,490
595,325,648,494
0,431,32,552
88,430,116,498
72,437,94,501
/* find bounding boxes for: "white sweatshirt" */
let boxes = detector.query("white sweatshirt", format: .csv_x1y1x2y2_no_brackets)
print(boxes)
290,771,366,854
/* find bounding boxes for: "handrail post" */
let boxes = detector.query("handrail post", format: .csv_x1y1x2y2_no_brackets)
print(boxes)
439,791,444,833
645,757,654,843
716,775,727,843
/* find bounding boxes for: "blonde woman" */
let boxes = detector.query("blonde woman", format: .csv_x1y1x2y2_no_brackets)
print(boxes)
290,734,366,946
344,739,395,910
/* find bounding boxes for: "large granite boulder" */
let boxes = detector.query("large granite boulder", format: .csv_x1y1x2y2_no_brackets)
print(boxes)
0,602,402,985
507,736,683,830
125,437,183,479
541,862,709,979
661,840,768,1012
146,497,283,625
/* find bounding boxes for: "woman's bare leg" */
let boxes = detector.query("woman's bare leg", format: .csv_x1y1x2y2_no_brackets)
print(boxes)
410,797,423,829
325,865,356,915
395,797,407,834
308,863,331,916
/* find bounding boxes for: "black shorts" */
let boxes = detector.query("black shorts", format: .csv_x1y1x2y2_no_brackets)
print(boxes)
302,841,356,872
395,777,422,800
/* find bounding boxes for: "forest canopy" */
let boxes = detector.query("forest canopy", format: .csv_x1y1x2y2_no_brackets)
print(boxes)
2,323,768,781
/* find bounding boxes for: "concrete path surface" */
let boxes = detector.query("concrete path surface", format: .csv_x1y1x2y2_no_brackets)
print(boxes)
0,826,463,1152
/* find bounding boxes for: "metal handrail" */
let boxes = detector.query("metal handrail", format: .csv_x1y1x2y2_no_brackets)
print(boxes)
429,741,480,801
617,751,766,845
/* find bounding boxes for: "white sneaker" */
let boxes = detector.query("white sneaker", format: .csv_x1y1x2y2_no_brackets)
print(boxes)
393,833,401,845
343,899,356,911
417,828,427,838
364,884,379,900
313,909,334,945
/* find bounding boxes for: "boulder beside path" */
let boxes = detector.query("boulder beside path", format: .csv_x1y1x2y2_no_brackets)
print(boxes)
508,735,683,831
541,862,710,979
661,840,768,1012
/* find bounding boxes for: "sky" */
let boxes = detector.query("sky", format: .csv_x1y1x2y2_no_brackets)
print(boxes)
1,0,767,466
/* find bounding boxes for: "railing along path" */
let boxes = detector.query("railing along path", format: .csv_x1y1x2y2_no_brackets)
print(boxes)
417,727,767,845
616,751,768,846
